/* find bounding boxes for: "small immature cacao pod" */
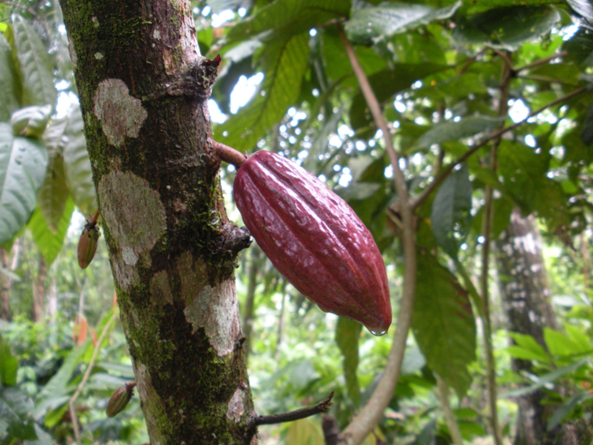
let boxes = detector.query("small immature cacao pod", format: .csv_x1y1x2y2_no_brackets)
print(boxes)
234,151,392,335
77,216,100,269
106,382,136,417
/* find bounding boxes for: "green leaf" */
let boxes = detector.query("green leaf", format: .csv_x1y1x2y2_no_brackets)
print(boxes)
0,387,36,441
10,105,52,138
346,1,462,45
28,197,74,266
226,0,350,44
452,6,561,51
38,118,70,232
0,335,18,387
0,122,49,245
564,28,593,66
415,115,504,150
413,251,476,397
431,165,472,258
335,317,362,408
63,105,97,215
215,32,310,152
10,15,57,108
507,332,550,363
544,328,587,357
547,392,592,431
285,418,324,445
0,34,20,121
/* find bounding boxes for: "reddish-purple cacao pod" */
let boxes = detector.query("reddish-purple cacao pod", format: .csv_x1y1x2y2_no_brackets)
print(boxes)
234,151,392,335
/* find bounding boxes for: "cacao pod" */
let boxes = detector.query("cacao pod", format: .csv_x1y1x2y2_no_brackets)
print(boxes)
77,218,100,269
234,151,391,335
106,382,136,417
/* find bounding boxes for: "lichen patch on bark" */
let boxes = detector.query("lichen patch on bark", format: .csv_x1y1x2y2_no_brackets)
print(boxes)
93,79,147,146
226,389,245,423
99,170,166,290
184,280,241,356
151,271,173,306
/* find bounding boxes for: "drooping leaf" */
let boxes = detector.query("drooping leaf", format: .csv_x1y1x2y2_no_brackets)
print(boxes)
431,165,472,258
0,387,37,441
413,251,476,397
215,32,310,152
547,392,592,432
0,335,18,387
452,6,561,51
63,105,97,214
335,317,362,408
346,1,462,45
285,417,324,445
28,197,74,266
10,15,57,108
0,122,49,245
415,115,504,150
226,0,350,44
0,34,20,121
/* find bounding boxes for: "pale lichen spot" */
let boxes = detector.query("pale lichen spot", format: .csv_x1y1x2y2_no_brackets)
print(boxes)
226,389,245,423
153,29,161,40
94,52,104,60
93,79,148,146
184,281,241,356
91,16,99,27
67,36,77,69
98,170,166,290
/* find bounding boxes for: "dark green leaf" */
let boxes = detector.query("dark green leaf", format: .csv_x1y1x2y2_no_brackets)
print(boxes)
346,2,461,45
215,32,310,151
0,122,49,245
28,197,74,266
415,115,504,150
564,28,593,66
0,34,20,121
453,6,561,51
335,317,362,408
581,103,593,146
10,15,57,108
413,251,476,397
0,387,36,441
547,392,591,431
431,165,472,258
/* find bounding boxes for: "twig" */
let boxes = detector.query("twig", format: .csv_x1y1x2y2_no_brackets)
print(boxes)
209,138,247,167
412,86,587,210
69,310,118,444
514,50,568,73
338,23,417,445
252,392,334,426
435,375,463,445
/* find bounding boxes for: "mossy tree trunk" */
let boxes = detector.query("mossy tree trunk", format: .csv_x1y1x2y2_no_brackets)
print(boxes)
59,0,256,443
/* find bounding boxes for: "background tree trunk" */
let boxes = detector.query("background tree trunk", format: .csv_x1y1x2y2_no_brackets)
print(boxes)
31,255,46,322
495,209,590,445
59,1,256,443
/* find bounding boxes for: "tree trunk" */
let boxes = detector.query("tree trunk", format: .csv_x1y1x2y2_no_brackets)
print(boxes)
495,209,590,445
31,255,46,322
59,1,256,443
0,248,11,321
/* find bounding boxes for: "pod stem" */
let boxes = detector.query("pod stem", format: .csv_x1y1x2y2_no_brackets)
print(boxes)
209,138,247,168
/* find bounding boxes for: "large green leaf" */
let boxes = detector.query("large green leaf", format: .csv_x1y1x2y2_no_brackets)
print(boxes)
28,197,74,266
564,28,593,67
412,251,476,397
415,115,504,150
346,1,462,45
452,6,561,51
9,15,56,108
226,0,350,44
214,32,310,152
0,122,48,245
431,165,472,258
335,317,362,408
0,34,20,121
0,387,36,441
63,105,97,214
0,335,18,387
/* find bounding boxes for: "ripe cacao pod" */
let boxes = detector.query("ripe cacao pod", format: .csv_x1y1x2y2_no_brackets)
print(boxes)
77,218,100,269
234,151,391,335
106,382,136,417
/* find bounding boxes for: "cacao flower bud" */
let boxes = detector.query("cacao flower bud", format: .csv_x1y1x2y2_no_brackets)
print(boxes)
77,212,100,269
234,151,392,335
106,382,136,417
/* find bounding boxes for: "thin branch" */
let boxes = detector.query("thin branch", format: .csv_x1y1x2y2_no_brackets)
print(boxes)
435,375,463,445
412,86,587,210
514,50,568,73
338,23,417,445
69,310,118,444
252,392,334,426
210,138,247,167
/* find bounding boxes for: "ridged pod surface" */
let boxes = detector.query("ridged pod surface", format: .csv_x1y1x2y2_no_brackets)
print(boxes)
77,224,100,269
234,151,391,335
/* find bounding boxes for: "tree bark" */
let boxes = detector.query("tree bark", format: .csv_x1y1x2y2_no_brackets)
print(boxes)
58,1,256,443
31,255,46,322
495,209,590,445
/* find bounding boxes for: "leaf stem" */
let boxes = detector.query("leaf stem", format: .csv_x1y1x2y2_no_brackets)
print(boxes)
252,392,334,426
210,138,247,167
338,23,417,445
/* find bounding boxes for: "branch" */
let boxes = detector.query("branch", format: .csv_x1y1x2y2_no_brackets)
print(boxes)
338,23,417,445
252,392,334,426
210,138,247,167
514,50,568,73
69,310,118,444
412,86,587,210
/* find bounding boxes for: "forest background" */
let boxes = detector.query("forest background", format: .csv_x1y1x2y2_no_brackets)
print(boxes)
1,0,593,444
